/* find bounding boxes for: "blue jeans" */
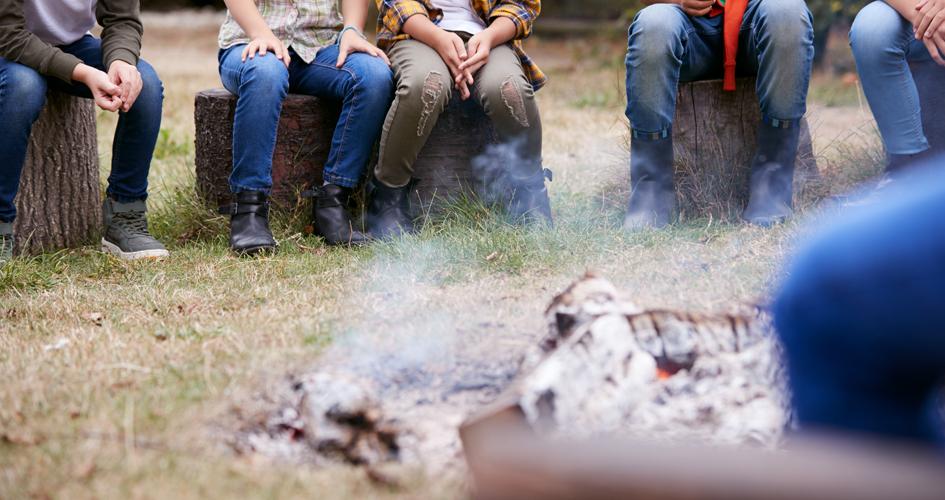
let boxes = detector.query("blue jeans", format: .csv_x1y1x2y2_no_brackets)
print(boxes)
773,158,945,448
851,1,933,156
218,44,394,191
625,0,814,137
0,35,164,223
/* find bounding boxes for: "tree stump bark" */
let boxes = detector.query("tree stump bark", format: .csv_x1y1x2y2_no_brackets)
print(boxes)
672,78,817,219
14,91,101,255
194,89,497,215
194,89,339,208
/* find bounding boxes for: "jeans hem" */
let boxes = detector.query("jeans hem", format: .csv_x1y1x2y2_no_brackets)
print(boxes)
762,115,800,129
631,128,672,141
322,173,359,188
106,190,148,203
230,184,272,195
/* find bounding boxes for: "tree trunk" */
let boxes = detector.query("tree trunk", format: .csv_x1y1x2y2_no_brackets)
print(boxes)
194,89,339,208
672,78,817,220
13,91,101,255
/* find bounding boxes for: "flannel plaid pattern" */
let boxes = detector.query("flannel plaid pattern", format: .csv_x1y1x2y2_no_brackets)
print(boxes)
376,0,546,89
219,0,343,64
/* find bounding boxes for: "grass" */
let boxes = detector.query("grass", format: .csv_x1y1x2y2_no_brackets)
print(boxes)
0,12,885,499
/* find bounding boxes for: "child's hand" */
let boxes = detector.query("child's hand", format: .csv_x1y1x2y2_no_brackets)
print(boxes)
432,30,473,99
107,61,143,112
242,32,290,67
915,0,945,65
336,28,391,68
73,64,123,112
456,31,494,86
680,0,714,17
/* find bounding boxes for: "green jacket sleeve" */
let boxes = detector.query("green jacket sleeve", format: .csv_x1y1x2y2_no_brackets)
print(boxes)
0,0,82,83
96,0,143,70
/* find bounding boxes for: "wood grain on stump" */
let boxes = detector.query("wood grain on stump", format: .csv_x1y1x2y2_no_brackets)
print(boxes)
672,77,817,219
194,89,496,215
14,91,101,255
194,88,339,208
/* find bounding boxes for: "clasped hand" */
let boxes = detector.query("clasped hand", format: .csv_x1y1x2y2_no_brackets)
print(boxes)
433,29,495,101
914,0,945,66
73,60,143,113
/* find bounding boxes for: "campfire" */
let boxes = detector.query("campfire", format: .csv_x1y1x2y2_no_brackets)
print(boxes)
228,273,788,474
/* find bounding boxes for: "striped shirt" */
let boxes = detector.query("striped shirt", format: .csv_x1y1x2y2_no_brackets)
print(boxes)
218,0,342,63
376,0,546,90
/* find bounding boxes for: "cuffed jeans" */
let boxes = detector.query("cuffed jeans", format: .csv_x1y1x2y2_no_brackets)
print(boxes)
851,1,933,156
375,37,542,188
625,0,814,138
218,43,394,191
0,35,163,223
773,158,945,448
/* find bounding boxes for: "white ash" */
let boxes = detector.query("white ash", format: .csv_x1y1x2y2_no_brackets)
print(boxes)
517,273,789,447
229,273,788,472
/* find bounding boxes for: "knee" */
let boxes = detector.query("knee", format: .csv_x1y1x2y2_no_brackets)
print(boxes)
756,0,813,46
134,60,165,111
850,2,906,63
480,72,534,127
628,4,687,67
239,55,290,96
350,55,394,103
1,64,47,120
399,67,452,110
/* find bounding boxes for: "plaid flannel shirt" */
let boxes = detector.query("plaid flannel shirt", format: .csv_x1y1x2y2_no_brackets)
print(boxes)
376,0,546,90
219,0,342,64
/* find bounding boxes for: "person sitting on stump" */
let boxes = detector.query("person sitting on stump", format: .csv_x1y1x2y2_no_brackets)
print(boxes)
367,0,552,239
850,0,945,176
217,0,394,253
623,0,814,230
0,0,169,263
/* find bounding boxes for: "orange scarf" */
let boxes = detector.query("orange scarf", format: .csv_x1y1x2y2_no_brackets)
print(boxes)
721,0,749,91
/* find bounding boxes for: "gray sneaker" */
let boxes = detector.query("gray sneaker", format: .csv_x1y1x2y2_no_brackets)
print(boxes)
101,198,169,260
0,222,13,266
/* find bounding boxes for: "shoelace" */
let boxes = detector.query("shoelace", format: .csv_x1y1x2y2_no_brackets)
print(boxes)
113,211,151,236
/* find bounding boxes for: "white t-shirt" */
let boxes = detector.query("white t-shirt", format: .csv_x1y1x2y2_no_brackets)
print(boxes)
431,0,486,34
25,0,96,46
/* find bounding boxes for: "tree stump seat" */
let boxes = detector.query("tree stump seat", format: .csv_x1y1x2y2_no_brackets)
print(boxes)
13,91,101,255
671,77,817,219
194,89,496,217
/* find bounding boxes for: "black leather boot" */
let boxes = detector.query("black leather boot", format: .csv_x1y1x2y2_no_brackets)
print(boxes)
303,184,369,246
743,123,801,227
221,191,277,255
365,177,414,240
509,168,553,226
623,136,676,231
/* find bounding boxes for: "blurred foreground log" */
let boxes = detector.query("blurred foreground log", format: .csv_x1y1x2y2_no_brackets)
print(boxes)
672,78,817,219
464,427,945,500
194,89,496,216
14,91,101,255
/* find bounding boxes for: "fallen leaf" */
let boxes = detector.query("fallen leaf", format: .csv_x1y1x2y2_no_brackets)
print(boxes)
81,312,104,326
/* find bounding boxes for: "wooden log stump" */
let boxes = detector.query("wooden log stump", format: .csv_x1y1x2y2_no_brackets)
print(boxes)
672,77,817,219
14,91,101,255
194,89,339,208
194,89,496,216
